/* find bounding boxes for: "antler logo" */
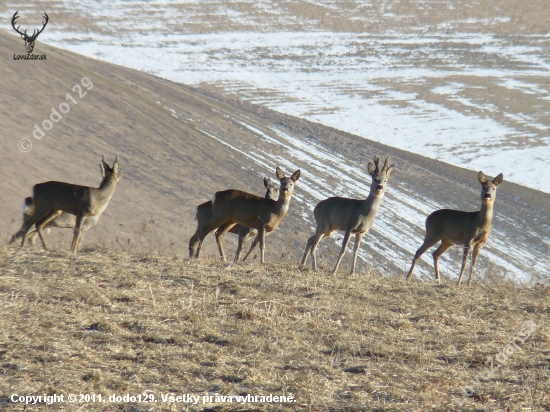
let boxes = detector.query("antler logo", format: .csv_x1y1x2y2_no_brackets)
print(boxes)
11,11,49,54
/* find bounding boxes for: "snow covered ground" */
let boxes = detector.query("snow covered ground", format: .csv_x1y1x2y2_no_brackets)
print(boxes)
2,1,549,192
35,30,550,192
2,1,549,281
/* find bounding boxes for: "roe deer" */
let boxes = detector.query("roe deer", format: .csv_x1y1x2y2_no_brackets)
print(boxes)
195,167,301,263
19,155,123,252
10,197,102,246
188,177,279,261
301,155,395,275
406,171,504,285
10,161,109,245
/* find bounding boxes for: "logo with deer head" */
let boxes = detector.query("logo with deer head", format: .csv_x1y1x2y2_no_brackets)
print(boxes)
11,11,49,54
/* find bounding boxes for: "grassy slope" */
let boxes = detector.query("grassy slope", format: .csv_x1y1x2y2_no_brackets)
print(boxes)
1,245,549,411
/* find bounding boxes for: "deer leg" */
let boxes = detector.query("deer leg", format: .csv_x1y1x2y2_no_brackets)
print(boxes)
234,232,246,262
10,230,29,245
467,244,482,286
70,214,86,252
36,211,61,251
302,230,327,268
349,233,364,275
20,212,44,248
242,234,260,262
215,231,227,262
188,231,200,259
28,229,39,245
406,237,440,281
194,224,216,259
332,231,351,275
310,233,327,271
215,223,237,262
234,227,254,262
432,240,453,283
301,234,315,267
195,214,229,258
258,227,267,264
456,245,471,286
75,225,87,251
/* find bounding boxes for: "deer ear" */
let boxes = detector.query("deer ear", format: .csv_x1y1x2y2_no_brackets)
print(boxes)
386,165,395,177
276,167,285,180
112,155,121,173
101,154,110,170
291,169,301,182
493,173,504,186
99,163,105,177
367,162,376,176
478,171,487,184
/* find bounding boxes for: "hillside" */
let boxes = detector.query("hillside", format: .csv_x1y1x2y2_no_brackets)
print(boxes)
1,246,549,411
1,30,549,281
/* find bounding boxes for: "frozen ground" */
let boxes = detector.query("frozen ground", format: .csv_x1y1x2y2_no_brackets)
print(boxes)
2,0,549,193
1,1,549,281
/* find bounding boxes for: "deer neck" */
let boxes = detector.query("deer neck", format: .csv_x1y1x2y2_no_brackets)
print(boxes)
477,201,494,229
96,176,118,203
274,193,292,217
363,192,384,216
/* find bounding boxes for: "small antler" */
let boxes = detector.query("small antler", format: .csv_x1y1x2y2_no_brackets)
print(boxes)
382,157,390,173
374,155,382,173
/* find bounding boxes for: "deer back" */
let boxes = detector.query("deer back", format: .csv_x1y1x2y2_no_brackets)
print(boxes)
426,209,481,245
33,182,92,214
212,190,272,230
314,196,382,233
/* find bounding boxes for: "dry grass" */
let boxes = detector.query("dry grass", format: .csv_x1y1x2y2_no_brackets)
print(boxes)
0,245,549,411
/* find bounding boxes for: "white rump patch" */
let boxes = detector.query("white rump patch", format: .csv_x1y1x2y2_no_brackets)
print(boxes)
212,194,217,205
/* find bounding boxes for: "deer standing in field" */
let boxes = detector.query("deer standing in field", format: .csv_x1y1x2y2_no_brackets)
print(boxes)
188,177,279,261
10,163,109,245
406,171,504,285
301,155,395,275
19,155,123,252
195,167,301,263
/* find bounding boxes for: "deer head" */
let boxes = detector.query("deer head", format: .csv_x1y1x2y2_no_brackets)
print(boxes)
478,171,503,205
367,155,395,195
275,167,301,199
12,11,49,54
100,154,124,182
